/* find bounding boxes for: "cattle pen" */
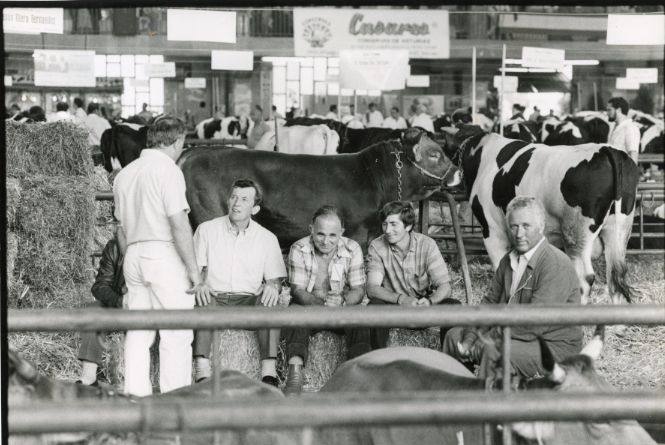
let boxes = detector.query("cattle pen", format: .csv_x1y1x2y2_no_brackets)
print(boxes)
8,305,665,444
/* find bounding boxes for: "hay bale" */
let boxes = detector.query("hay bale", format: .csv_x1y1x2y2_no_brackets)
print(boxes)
5,120,92,178
6,177,21,230
303,331,347,391
388,327,441,350
7,231,19,285
16,175,95,295
214,330,262,380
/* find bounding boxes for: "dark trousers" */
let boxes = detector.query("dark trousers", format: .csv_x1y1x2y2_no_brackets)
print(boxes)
282,302,371,363
78,301,108,365
368,297,461,350
193,293,272,360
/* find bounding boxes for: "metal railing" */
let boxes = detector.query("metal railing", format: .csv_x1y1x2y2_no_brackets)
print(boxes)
8,305,665,437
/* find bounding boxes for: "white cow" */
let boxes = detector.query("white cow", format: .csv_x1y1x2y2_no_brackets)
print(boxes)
254,124,340,155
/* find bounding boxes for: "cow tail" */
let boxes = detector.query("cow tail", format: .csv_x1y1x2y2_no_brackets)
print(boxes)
601,148,636,304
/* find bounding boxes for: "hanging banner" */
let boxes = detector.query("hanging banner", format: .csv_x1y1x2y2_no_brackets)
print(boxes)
521,46,565,68
3,8,64,34
615,77,640,90
211,50,254,71
339,50,409,91
294,8,449,59
493,75,518,93
185,78,206,89
607,14,665,45
625,68,658,84
146,62,176,78
167,9,236,43
33,50,96,87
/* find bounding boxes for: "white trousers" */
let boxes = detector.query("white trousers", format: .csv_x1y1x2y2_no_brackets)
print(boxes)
123,241,194,396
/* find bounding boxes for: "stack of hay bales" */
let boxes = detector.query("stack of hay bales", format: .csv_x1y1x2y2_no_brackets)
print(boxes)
6,120,96,381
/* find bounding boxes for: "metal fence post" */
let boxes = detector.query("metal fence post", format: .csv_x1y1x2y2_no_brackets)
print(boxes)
502,326,512,445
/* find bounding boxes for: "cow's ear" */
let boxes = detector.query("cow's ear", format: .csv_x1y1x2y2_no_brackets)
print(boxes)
412,143,423,162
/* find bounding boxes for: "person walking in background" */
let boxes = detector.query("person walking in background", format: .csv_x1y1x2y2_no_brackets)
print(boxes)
325,104,339,121
49,102,75,122
607,97,641,163
382,106,408,130
246,105,272,149
137,103,154,124
113,115,204,397
84,102,112,147
365,102,384,128
72,97,87,123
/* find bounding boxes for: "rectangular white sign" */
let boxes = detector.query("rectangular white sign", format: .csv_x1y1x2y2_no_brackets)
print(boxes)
294,8,449,59
521,46,565,68
167,9,236,43
626,68,658,84
407,75,430,88
211,50,254,71
616,77,640,90
185,77,207,89
3,8,63,34
146,62,176,78
493,75,518,93
339,50,409,91
33,50,96,87
5,75,13,86
607,14,665,45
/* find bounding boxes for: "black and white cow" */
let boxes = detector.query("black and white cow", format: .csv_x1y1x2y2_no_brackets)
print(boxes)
441,125,640,304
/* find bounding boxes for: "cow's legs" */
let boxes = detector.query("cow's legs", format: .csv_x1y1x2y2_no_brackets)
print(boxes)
599,208,635,304
484,232,512,270
561,212,600,305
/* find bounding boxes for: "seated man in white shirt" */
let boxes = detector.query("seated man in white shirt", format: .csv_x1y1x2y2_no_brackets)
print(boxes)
325,104,339,121
365,102,384,128
193,178,287,387
84,102,111,147
382,106,408,130
410,104,434,132
607,97,641,163
48,102,75,122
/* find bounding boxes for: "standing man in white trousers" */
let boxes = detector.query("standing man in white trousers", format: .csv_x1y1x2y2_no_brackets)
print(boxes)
113,114,206,396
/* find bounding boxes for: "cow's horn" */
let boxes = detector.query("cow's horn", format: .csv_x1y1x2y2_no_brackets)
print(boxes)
580,334,604,361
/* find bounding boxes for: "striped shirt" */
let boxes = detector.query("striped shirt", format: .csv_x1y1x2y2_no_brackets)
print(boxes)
288,236,365,295
367,232,449,299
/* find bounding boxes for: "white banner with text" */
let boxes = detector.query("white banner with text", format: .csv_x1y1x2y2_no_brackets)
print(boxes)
33,50,96,87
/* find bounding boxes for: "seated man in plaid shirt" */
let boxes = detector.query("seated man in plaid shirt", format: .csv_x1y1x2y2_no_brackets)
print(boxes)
367,201,457,350
282,205,371,394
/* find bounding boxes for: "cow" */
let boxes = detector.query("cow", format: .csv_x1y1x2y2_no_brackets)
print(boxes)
99,122,147,173
440,125,640,305
542,116,610,146
9,334,660,445
179,127,457,250
495,120,538,144
284,117,405,153
633,113,664,154
254,123,341,155
195,117,243,140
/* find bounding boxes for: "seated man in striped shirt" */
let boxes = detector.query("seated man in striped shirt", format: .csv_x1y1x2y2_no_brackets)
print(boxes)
282,205,370,394
367,201,457,350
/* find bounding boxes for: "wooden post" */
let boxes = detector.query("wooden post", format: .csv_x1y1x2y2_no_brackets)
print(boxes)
472,46,477,124
499,44,506,136
273,115,279,152
593,81,598,111
443,192,473,304
577,82,582,113
502,326,512,445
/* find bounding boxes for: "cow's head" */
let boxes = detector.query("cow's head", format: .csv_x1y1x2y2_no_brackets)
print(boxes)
399,127,458,191
510,329,654,445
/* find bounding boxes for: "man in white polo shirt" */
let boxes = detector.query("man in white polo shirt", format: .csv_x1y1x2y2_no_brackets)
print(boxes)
113,114,204,397
192,178,287,387
607,97,640,163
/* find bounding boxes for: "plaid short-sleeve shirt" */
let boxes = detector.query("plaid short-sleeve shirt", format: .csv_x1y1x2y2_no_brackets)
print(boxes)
288,236,365,294
367,232,449,298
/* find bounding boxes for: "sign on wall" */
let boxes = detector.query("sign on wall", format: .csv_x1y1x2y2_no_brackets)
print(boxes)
4,8,63,34
167,9,236,43
339,50,409,91
294,8,449,59
146,62,176,78
493,75,518,93
211,50,254,71
185,78,206,89
626,68,658,84
607,14,665,45
521,46,565,68
615,77,640,90
407,75,430,88
33,50,96,87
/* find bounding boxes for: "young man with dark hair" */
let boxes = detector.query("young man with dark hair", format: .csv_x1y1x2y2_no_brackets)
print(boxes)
247,105,272,149
282,205,370,394
113,114,204,396
50,102,74,122
73,97,87,122
84,102,111,147
366,102,384,128
382,106,407,129
325,104,339,121
607,96,640,163
367,201,454,350
192,178,286,387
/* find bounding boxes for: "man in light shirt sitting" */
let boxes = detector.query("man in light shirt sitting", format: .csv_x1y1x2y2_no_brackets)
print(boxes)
365,102,384,128
84,102,111,147
607,97,640,163
382,106,408,130
192,178,287,387
442,196,583,380
48,102,75,122
410,104,434,133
